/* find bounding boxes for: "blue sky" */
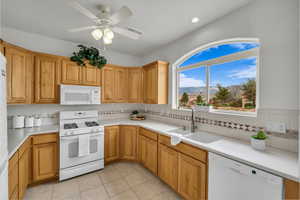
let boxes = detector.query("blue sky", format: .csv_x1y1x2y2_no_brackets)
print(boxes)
179,42,259,88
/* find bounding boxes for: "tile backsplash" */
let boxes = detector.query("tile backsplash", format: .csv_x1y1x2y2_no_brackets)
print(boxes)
7,103,298,153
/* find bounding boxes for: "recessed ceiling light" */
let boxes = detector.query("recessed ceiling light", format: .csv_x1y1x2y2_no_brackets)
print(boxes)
192,17,199,24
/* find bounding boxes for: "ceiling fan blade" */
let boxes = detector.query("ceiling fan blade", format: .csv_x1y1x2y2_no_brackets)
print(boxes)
69,1,98,20
110,6,132,25
68,26,97,32
112,26,142,40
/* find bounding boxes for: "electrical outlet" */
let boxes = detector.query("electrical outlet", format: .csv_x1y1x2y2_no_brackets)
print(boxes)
265,122,286,134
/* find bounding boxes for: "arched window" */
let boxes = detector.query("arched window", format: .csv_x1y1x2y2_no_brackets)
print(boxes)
175,38,259,115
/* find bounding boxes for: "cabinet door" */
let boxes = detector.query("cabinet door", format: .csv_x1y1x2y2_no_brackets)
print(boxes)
139,135,158,175
114,67,128,102
102,66,115,103
120,126,138,160
61,59,82,84
6,45,33,104
104,126,120,163
128,68,143,103
33,142,58,182
18,149,29,200
143,64,157,104
8,153,19,200
178,153,206,200
35,54,61,103
82,65,101,86
158,144,178,191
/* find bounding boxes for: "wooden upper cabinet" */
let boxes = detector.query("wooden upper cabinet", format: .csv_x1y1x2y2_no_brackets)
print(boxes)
61,59,82,85
81,65,101,86
102,65,115,102
114,67,128,102
104,126,120,163
178,153,207,200
34,53,61,104
102,65,128,103
0,40,4,54
5,44,34,104
128,67,143,103
143,61,169,104
120,126,138,160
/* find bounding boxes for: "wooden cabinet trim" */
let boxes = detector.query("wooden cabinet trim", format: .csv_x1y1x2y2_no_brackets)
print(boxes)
285,179,300,200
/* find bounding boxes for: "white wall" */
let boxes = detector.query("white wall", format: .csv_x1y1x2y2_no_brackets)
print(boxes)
143,0,299,111
2,27,143,66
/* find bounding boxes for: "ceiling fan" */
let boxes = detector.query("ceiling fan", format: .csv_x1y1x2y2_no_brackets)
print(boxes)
68,1,142,45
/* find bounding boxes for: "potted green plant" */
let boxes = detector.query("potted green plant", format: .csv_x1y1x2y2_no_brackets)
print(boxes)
251,130,267,151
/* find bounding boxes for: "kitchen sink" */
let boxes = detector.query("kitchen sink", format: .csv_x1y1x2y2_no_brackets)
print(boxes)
184,132,222,143
167,128,222,143
167,127,193,136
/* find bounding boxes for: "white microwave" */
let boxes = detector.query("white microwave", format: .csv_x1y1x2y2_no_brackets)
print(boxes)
60,84,101,105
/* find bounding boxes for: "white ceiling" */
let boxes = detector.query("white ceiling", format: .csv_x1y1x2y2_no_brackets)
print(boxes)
2,0,251,56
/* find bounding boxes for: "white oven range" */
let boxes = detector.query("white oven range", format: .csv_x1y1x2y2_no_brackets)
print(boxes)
59,110,104,181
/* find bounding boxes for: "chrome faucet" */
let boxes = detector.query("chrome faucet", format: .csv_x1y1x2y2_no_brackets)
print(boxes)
191,108,197,132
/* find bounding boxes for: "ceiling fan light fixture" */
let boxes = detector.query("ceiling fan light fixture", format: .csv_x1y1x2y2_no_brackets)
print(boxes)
104,28,114,40
91,29,103,40
103,36,112,45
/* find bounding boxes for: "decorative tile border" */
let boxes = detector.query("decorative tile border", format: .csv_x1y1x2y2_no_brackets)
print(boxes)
145,111,298,139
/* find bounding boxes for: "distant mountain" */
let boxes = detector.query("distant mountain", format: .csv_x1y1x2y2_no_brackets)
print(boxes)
179,85,243,97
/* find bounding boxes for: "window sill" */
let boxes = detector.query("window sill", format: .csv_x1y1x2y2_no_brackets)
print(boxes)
174,106,257,118
209,109,257,118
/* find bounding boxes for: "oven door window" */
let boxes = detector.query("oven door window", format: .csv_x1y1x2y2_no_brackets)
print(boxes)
68,139,98,158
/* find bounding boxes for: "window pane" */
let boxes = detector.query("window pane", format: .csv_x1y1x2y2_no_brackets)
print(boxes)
178,67,206,108
209,56,257,112
179,42,259,67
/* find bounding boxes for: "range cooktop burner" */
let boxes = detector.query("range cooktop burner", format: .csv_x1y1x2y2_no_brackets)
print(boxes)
64,123,78,129
85,121,99,127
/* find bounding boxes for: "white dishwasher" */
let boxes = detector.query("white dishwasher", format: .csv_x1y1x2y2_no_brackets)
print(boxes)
208,153,283,200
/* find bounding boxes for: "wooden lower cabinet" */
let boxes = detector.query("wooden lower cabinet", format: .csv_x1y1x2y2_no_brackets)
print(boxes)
8,152,19,200
158,144,178,191
33,133,58,182
285,179,300,200
178,153,207,200
18,147,30,200
139,134,158,175
120,126,138,160
104,126,120,163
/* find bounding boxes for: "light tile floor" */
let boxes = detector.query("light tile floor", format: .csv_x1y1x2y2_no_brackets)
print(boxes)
24,162,182,200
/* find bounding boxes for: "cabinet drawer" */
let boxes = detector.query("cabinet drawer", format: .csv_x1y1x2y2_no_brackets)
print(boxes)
19,137,31,158
140,128,158,141
33,133,58,145
159,135,207,163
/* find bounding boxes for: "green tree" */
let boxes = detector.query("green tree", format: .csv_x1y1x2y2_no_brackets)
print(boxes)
214,84,231,105
180,92,189,106
242,79,256,106
196,95,204,104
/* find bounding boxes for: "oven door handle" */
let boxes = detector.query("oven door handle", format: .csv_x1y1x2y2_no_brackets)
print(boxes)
60,133,103,140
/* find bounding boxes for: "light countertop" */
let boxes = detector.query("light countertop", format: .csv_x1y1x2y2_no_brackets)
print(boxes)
7,119,299,182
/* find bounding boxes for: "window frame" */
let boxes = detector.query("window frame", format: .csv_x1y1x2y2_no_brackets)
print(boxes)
173,38,260,117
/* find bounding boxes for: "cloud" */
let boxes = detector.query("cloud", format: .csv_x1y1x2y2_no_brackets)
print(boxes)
229,43,259,50
179,73,205,87
228,65,256,79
